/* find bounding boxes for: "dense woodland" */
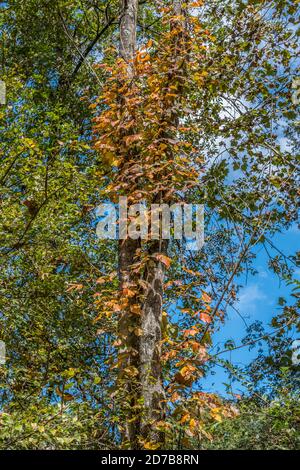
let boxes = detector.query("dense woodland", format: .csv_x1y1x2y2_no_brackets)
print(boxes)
0,0,299,450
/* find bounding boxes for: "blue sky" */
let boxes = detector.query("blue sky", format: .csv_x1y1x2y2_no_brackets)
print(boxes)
203,223,299,396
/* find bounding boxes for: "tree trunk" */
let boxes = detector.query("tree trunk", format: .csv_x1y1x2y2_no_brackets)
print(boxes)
119,0,138,72
118,0,166,448
118,0,186,449
118,0,142,450
139,239,168,444
139,0,187,443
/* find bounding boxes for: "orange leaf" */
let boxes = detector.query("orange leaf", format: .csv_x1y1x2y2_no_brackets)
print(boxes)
154,253,172,269
122,288,136,298
202,292,212,303
200,312,212,324
170,392,181,403
66,283,83,292
113,303,122,312
124,134,142,146
180,413,190,424
146,39,153,48
190,341,206,355
183,328,198,338
191,0,204,6
233,394,242,400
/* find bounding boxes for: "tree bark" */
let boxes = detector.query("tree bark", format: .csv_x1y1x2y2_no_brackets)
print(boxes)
139,0,187,442
119,0,138,72
118,0,166,448
118,0,186,449
118,0,142,449
139,239,167,444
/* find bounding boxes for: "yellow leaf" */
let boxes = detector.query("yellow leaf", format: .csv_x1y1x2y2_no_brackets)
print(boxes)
130,304,141,315
123,366,139,377
180,364,196,377
210,407,223,422
23,138,38,149
189,418,197,430
144,442,160,450
134,327,143,337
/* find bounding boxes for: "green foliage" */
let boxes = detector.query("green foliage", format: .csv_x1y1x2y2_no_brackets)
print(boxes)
0,0,299,450
0,402,113,450
203,393,300,450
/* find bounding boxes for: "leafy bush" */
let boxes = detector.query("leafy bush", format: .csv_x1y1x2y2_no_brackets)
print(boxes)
203,394,300,450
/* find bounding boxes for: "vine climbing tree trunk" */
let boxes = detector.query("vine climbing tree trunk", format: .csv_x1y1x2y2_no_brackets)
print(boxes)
139,239,168,444
117,0,187,449
138,0,187,445
118,0,166,448
117,0,142,450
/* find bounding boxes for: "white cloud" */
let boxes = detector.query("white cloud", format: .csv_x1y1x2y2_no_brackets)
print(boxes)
278,137,291,153
236,283,268,316
287,223,299,235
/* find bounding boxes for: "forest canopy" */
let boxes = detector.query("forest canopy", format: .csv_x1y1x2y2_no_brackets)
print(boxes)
0,0,299,451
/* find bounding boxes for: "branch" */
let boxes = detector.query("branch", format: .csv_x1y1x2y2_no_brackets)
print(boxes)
70,14,117,82
57,7,117,86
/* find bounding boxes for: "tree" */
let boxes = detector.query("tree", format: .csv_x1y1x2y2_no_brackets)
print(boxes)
92,0,299,448
0,0,299,450
0,0,117,448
